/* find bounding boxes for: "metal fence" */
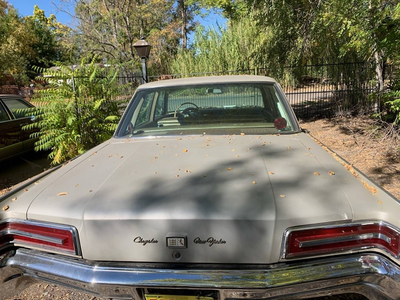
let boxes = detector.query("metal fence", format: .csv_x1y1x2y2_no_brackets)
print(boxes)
149,61,389,120
7,61,389,120
277,61,380,120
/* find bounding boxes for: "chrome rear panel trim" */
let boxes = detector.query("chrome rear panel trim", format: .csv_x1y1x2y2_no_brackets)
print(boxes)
2,249,400,299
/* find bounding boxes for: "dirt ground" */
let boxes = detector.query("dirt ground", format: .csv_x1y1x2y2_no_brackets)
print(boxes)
301,116,400,199
2,116,400,300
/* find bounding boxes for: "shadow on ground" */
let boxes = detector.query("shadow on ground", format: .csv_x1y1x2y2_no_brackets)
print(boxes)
0,151,52,195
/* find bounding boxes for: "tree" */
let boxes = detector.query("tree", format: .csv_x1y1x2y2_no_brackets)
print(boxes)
70,0,209,75
176,0,200,49
247,0,400,87
73,0,182,75
197,0,246,20
0,1,34,84
25,6,75,73
327,0,400,91
0,2,74,85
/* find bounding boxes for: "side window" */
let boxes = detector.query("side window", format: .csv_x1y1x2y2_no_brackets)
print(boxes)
0,103,10,122
3,98,32,118
135,92,155,127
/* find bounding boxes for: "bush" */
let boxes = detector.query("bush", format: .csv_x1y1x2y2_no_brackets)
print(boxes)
382,90,400,124
25,59,132,165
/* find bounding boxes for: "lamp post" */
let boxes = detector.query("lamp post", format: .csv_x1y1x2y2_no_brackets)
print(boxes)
133,38,152,84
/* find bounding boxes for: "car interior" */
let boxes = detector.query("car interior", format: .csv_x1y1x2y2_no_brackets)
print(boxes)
121,83,293,136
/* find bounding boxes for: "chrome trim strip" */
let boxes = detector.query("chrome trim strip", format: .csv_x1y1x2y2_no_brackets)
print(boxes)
299,232,392,248
0,229,64,245
2,249,400,300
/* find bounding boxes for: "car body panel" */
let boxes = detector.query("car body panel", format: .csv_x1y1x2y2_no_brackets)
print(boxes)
297,134,400,226
22,133,355,263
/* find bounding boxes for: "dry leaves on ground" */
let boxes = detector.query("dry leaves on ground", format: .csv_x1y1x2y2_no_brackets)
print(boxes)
300,116,400,199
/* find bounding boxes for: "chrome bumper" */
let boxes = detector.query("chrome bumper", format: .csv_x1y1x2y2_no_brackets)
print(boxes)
2,249,400,300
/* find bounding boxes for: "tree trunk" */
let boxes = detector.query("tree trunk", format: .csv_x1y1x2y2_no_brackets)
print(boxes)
373,49,386,114
178,0,187,49
374,50,385,92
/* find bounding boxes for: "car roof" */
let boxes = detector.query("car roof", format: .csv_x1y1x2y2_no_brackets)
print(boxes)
0,94,34,108
137,75,278,90
0,94,24,99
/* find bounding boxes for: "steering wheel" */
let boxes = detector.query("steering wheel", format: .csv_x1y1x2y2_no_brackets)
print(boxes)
174,102,199,118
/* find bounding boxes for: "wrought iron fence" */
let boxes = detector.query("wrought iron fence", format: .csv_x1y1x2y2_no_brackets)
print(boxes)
11,61,389,120
149,61,390,120
276,61,380,120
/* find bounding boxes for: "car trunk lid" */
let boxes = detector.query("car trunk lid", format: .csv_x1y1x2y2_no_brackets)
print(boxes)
27,133,353,263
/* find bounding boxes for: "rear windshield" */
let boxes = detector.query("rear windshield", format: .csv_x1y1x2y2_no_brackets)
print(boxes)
117,82,298,137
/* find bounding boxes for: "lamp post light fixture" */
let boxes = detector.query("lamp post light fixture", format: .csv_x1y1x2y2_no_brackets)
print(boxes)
133,38,152,84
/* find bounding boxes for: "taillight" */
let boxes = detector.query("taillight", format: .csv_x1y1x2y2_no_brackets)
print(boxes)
0,220,80,256
284,222,400,259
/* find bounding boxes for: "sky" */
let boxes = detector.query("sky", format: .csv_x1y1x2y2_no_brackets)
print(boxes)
6,0,226,31
7,0,75,26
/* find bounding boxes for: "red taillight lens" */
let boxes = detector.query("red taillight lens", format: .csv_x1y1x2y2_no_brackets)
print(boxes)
0,220,79,256
285,222,400,259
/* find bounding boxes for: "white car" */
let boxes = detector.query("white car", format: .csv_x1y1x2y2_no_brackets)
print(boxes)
1,76,400,300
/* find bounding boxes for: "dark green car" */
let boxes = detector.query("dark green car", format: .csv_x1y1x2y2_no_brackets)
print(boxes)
0,94,37,161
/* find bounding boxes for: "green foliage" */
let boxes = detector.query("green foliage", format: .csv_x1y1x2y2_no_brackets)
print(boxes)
26,6,75,69
24,59,132,165
0,1,32,84
247,0,400,85
197,0,247,20
170,18,272,76
379,90,400,125
0,1,74,84
74,0,192,75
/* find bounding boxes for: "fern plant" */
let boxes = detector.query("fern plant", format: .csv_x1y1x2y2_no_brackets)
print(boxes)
25,59,133,165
